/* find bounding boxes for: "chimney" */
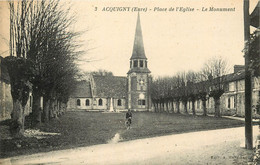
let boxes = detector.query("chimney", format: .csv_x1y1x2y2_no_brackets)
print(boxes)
234,65,245,73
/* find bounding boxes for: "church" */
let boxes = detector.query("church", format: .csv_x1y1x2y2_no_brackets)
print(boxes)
67,13,152,111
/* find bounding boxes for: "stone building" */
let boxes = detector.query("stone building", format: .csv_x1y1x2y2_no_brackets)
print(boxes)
68,13,152,111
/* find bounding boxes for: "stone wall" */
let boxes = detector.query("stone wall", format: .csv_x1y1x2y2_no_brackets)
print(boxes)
0,81,13,121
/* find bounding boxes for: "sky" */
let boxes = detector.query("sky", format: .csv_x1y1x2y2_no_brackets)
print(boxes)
0,0,258,77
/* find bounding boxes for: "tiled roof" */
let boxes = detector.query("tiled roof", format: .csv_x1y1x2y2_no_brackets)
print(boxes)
0,56,10,83
93,75,127,98
223,70,245,82
71,80,92,98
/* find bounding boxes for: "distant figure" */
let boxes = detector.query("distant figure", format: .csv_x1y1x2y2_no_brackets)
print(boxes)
125,109,132,129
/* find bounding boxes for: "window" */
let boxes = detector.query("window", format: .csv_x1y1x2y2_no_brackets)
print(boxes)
133,60,138,67
130,61,132,68
140,60,143,67
229,82,235,92
226,96,235,109
86,99,90,106
98,99,103,106
253,77,260,89
77,99,81,106
145,61,147,68
117,99,122,106
138,99,146,105
238,80,245,91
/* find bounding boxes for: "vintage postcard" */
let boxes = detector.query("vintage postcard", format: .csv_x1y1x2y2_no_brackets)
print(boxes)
0,0,259,164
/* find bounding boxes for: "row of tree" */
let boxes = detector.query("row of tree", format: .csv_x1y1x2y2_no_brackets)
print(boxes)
4,0,81,137
151,56,231,117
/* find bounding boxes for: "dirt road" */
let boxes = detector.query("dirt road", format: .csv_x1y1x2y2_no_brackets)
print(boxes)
0,126,259,165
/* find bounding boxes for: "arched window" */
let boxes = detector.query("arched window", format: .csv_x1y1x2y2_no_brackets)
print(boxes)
133,60,138,67
77,99,81,106
140,60,143,67
117,99,122,106
86,99,90,106
98,99,103,106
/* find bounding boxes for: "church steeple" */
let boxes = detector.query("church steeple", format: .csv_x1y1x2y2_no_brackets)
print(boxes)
131,12,147,60
128,13,150,74
127,12,151,112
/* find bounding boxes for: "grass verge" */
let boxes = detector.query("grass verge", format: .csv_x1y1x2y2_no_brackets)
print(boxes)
0,111,245,158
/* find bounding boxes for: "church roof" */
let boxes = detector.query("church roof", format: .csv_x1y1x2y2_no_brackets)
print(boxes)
93,75,127,98
71,80,92,98
130,13,147,60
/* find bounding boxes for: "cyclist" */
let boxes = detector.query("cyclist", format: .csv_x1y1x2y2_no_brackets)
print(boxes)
125,109,132,129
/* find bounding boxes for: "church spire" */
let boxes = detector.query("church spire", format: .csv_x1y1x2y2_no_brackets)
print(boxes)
130,12,147,60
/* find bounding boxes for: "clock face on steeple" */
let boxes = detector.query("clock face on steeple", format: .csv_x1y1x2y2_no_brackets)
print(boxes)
138,79,145,86
139,93,145,99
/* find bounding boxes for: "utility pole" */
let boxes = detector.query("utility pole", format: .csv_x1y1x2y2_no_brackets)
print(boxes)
243,0,253,150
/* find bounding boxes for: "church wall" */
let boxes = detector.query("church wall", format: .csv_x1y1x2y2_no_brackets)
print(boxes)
67,97,93,110
92,97,108,110
113,98,127,110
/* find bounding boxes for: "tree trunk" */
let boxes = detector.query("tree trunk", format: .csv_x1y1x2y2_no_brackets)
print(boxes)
10,99,25,137
191,100,196,116
32,92,42,125
49,99,55,118
171,101,174,113
166,101,169,113
54,99,58,118
43,98,50,122
162,102,165,112
202,99,207,116
184,101,188,114
176,101,180,113
214,97,221,117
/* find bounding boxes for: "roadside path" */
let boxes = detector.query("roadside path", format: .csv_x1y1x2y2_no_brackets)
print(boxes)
0,125,259,165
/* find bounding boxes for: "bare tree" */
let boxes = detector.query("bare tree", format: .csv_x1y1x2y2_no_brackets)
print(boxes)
5,0,81,136
3,1,35,137
26,0,81,124
201,56,230,117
